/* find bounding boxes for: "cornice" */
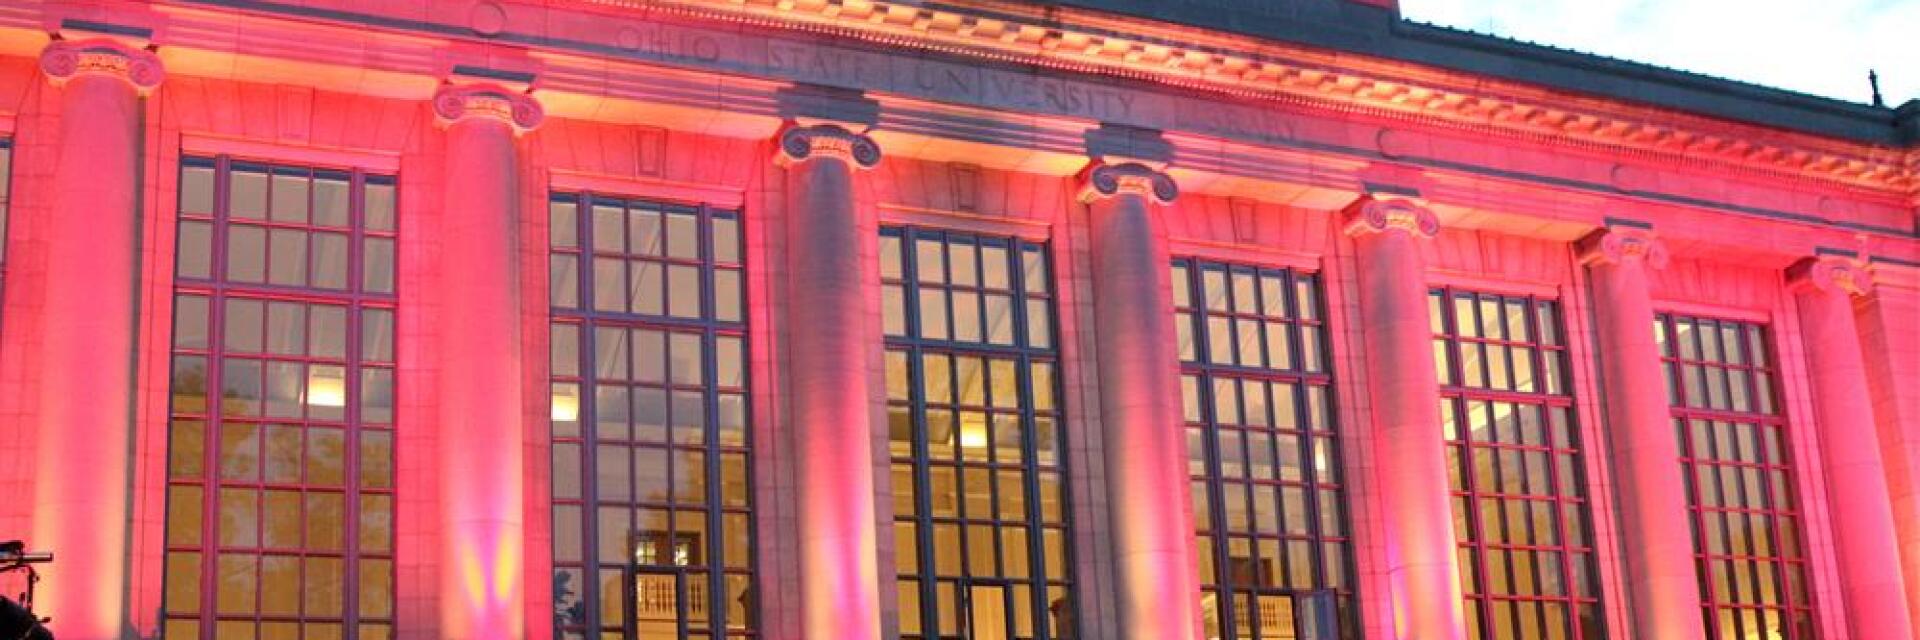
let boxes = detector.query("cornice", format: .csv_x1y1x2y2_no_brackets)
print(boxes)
581,0,1912,195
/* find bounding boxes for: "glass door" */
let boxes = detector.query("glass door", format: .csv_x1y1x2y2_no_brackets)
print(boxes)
967,584,1010,640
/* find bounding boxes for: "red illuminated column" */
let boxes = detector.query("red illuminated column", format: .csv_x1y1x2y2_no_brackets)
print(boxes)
777,123,885,640
28,38,162,639
1577,227,1706,639
1787,256,1915,638
1079,162,1199,639
432,84,543,639
1343,197,1465,640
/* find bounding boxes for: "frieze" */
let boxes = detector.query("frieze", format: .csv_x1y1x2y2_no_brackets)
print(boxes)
589,0,1908,192
151,0,1909,196
531,11,1297,144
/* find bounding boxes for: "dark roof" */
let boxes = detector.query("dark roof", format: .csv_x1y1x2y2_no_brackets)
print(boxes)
1042,0,1911,146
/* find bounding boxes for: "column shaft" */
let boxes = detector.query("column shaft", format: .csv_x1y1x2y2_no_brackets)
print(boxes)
1085,166,1197,640
1789,258,1914,638
434,86,538,638
1580,230,1705,639
31,41,160,638
1345,199,1465,640
782,125,883,640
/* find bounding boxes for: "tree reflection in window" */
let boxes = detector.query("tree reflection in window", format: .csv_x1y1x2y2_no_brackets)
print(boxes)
163,156,396,640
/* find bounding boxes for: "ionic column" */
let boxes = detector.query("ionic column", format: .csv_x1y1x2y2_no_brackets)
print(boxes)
776,123,884,640
1577,227,1705,639
1079,162,1198,639
1786,256,1915,638
29,38,163,639
432,83,543,639
1342,197,1465,640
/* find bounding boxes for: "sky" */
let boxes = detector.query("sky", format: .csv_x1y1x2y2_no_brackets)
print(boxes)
1399,0,1920,107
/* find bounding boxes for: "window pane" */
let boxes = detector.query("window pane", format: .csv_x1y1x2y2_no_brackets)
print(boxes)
550,254,579,309
668,264,701,318
711,216,739,263
715,268,742,322
312,232,349,290
665,211,699,259
312,175,349,227
178,221,213,279
365,182,396,231
231,168,268,219
270,172,309,223
363,237,395,293
228,225,267,283
181,164,217,214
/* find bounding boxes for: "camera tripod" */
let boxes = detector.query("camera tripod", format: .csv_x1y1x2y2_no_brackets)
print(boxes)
0,540,52,640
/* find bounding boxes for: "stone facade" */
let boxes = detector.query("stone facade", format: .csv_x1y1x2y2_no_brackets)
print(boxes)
0,1,1914,639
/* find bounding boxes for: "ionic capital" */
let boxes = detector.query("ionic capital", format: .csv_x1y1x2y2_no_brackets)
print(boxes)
1788,255,1873,297
1342,196,1439,239
775,123,881,169
1577,227,1670,269
1078,161,1178,205
432,83,544,133
40,39,163,94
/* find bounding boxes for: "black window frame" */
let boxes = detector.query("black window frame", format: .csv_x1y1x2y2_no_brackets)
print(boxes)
161,154,399,640
1174,258,1358,640
1657,313,1815,640
883,225,1077,640
547,191,756,640
1430,287,1605,640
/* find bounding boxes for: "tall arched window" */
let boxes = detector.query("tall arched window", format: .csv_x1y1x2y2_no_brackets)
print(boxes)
548,193,754,639
1658,314,1814,639
1173,259,1355,640
883,226,1074,640
162,156,398,639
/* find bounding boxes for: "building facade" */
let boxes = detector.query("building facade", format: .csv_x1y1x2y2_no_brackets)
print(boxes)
0,0,1915,639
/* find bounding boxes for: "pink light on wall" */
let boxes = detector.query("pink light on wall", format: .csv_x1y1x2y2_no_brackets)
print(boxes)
779,122,886,640
454,527,526,632
433,83,543,639
27,38,163,640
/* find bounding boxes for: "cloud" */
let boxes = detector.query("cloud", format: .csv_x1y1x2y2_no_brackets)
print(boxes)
1401,0,1920,106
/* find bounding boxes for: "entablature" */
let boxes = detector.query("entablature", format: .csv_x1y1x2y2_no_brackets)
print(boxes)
0,0,1908,270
